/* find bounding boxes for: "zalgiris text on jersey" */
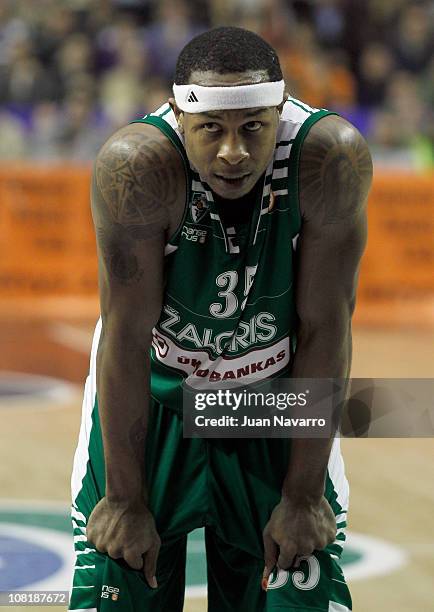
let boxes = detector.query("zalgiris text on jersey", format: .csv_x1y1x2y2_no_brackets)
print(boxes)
159,304,278,356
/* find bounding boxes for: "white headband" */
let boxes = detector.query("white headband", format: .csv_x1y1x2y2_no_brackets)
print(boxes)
173,80,285,113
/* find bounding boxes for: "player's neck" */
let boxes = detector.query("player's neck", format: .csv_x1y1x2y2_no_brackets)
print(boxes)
214,174,264,225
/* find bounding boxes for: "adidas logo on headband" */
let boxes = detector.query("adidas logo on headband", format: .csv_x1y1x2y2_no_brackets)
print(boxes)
186,89,199,103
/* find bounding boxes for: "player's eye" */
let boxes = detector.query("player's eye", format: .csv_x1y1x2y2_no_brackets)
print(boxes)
244,121,263,132
202,123,221,133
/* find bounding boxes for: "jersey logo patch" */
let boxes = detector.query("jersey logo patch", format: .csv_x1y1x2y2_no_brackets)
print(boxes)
152,332,169,358
191,192,209,223
101,585,120,601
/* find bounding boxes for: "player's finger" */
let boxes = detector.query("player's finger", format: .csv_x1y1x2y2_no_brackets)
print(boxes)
143,542,160,588
262,533,278,590
293,547,316,568
293,555,303,568
107,546,122,559
292,546,316,569
327,524,337,544
316,534,329,550
93,540,107,554
123,551,143,571
277,542,297,570
292,541,315,567
86,525,100,548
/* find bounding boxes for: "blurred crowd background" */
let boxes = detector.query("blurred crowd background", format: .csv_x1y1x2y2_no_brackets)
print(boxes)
0,0,432,167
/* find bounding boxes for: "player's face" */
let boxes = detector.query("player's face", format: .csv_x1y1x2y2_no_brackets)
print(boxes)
171,70,283,200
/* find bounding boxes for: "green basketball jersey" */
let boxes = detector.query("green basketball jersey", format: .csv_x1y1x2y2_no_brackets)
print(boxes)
132,99,336,412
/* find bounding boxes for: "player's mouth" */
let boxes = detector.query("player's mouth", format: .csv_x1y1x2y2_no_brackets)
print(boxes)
214,173,251,189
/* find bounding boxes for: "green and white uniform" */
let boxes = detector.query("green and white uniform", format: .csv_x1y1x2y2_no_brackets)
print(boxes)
70,98,352,611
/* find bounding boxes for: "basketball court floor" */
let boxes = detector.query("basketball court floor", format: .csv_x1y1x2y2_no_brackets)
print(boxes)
0,316,433,611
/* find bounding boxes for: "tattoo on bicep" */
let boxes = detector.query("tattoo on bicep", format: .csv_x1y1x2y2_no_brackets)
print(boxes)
107,245,141,283
97,222,163,284
300,119,373,224
95,134,179,227
93,132,182,283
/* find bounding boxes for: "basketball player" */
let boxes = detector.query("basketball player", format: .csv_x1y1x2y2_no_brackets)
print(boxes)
70,27,372,611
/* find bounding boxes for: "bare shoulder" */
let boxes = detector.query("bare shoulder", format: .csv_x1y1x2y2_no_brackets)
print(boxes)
92,122,186,238
299,115,373,224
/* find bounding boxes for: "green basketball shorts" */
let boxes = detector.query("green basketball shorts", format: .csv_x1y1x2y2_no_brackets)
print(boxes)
70,392,351,611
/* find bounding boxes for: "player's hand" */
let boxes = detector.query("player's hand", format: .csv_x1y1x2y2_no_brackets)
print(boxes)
86,497,161,588
261,496,336,589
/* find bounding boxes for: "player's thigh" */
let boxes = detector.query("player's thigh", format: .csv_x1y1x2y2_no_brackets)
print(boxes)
145,401,208,536
69,535,187,612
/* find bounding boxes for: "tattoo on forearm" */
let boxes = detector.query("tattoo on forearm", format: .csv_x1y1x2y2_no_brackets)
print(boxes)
300,117,373,224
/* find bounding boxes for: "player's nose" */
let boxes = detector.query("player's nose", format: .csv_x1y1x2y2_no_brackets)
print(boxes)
217,137,249,165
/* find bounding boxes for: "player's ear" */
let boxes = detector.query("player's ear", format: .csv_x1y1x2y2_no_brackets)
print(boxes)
168,98,184,133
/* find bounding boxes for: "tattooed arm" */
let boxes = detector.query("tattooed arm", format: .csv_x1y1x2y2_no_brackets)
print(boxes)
86,123,186,586
263,116,372,580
